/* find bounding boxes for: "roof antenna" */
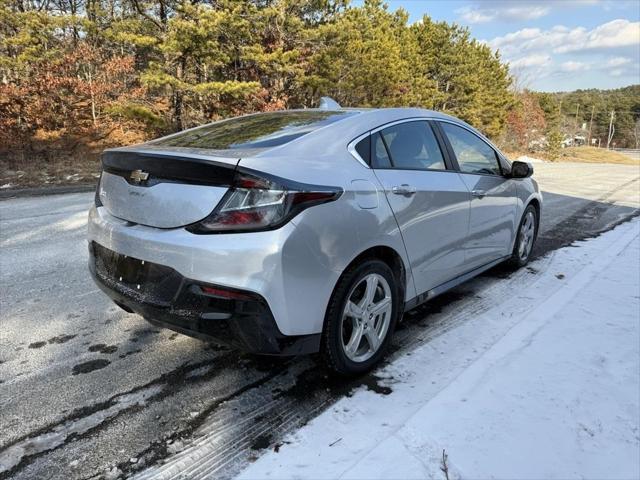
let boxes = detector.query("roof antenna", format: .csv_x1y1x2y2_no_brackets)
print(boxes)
319,97,341,110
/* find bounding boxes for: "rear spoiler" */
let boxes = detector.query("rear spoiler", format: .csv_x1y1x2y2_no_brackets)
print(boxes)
101,150,239,187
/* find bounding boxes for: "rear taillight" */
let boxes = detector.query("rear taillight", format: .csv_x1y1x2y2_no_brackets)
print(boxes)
186,170,342,234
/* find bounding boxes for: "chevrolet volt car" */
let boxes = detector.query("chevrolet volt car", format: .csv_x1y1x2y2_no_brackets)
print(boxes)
88,101,541,375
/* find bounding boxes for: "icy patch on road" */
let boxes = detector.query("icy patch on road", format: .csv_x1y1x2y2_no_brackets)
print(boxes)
1,210,88,247
0,385,162,474
237,219,640,480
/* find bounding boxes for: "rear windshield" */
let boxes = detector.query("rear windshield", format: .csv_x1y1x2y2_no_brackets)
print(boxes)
152,110,357,150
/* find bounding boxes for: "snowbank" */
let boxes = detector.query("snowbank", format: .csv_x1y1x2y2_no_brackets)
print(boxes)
237,219,640,480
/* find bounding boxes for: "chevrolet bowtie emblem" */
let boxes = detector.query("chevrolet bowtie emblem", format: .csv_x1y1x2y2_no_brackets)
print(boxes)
130,169,149,183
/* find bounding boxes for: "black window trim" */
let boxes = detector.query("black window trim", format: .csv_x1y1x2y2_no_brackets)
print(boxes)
376,131,395,168
371,120,456,173
428,120,457,171
347,131,371,168
353,133,372,166
347,116,511,176
433,120,505,178
347,117,436,169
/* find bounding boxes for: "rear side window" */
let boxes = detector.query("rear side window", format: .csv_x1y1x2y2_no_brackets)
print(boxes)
376,121,446,170
440,122,501,176
153,111,357,150
354,135,371,164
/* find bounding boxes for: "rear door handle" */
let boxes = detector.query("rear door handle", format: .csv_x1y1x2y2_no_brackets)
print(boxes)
391,184,417,196
471,189,486,198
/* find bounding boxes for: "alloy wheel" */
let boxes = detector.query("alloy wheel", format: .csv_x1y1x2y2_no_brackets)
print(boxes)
340,273,393,363
518,211,536,261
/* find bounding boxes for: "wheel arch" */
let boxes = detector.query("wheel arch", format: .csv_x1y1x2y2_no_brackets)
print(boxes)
525,197,541,233
347,245,407,295
327,245,409,322
320,245,408,370
527,197,541,217
510,194,542,253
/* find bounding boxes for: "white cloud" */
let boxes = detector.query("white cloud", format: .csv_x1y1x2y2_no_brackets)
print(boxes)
457,5,549,24
456,7,494,24
456,0,602,25
487,18,640,89
509,54,551,69
559,61,589,72
555,19,640,53
487,19,640,56
607,57,632,67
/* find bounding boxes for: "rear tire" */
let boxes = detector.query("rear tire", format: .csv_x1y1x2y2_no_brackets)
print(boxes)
321,259,400,376
508,204,538,268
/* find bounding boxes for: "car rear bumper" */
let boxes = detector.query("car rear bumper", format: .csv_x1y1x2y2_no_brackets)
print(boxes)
88,241,320,355
87,206,342,337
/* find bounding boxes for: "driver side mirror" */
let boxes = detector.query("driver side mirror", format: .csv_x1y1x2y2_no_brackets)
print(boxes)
510,161,533,178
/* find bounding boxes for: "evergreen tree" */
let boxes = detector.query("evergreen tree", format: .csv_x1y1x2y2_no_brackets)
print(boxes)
7,0,634,171
410,16,513,138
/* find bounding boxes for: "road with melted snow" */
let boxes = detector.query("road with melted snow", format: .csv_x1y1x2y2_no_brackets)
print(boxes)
0,161,638,479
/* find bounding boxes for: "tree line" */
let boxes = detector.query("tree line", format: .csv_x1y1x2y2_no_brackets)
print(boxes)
0,0,512,165
502,86,640,155
540,86,640,150
0,0,637,170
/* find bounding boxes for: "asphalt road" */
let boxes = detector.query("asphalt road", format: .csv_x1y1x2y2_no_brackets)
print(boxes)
1,162,639,480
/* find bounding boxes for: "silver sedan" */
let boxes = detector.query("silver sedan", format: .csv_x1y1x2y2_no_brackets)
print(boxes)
88,101,541,375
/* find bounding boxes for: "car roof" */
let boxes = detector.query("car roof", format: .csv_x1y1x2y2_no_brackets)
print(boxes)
108,107,492,163
253,107,487,159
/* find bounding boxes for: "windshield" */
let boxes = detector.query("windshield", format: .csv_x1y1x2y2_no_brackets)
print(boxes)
152,111,358,150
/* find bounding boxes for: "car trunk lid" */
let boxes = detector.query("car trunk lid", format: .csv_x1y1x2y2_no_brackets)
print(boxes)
98,149,239,229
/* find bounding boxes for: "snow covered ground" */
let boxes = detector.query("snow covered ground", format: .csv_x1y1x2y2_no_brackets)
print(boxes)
238,219,640,480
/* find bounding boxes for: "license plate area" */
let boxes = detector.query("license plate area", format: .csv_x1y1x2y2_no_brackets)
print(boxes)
92,242,183,306
113,255,149,285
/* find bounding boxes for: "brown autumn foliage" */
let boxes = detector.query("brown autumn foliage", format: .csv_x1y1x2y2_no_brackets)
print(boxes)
1,44,144,159
1,1,520,187
503,90,547,150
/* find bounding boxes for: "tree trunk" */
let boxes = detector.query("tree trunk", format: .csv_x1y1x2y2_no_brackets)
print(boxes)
173,57,187,130
88,70,97,127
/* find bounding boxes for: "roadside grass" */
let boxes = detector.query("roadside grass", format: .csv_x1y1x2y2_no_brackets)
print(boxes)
556,147,638,165
0,125,145,190
505,147,638,165
0,157,100,190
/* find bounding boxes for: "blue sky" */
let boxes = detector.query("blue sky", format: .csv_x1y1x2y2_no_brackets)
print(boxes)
354,0,640,91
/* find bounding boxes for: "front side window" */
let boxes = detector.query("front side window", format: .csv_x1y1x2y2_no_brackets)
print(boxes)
376,121,446,170
440,122,501,176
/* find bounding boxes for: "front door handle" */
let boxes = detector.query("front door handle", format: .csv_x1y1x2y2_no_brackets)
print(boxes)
471,189,486,198
392,184,417,196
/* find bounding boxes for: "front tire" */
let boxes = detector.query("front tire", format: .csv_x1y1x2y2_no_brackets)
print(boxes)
509,204,538,267
321,259,400,376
